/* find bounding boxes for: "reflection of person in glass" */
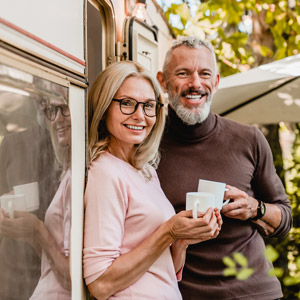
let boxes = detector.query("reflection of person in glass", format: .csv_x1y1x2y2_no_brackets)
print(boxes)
0,94,59,300
0,95,71,300
84,61,221,299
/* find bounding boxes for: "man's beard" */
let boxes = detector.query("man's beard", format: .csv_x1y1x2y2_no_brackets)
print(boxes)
168,91,212,125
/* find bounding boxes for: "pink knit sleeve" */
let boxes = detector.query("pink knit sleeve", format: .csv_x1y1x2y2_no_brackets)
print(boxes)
83,157,128,285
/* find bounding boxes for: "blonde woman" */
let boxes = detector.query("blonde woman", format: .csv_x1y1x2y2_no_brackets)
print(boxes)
83,61,222,300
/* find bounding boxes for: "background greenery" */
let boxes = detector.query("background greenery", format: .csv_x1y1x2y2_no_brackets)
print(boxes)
159,0,300,298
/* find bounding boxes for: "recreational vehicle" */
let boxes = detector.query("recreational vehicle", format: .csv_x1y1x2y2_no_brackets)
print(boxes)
0,0,173,299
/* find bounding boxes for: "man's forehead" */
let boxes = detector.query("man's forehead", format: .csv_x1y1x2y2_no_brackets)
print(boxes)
168,46,214,72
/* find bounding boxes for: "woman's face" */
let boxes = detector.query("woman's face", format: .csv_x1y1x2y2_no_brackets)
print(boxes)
106,76,157,155
49,98,71,147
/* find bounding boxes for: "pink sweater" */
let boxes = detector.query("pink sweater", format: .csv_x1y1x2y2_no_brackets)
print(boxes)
83,152,182,300
30,170,71,300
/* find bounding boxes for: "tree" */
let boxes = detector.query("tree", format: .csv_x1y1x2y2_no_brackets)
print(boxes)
162,0,300,76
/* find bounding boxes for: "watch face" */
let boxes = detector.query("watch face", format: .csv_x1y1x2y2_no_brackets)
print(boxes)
261,202,266,215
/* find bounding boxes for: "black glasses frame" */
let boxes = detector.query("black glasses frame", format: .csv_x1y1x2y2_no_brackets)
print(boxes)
112,97,163,117
44,104,70,121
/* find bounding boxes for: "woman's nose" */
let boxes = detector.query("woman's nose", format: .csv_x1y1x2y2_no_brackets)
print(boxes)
132,103,145,120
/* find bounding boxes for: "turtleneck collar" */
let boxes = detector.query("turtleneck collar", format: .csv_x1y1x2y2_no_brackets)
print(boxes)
165,107,217,142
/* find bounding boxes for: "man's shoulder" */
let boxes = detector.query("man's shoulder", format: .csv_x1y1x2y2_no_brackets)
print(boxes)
215,114,258,135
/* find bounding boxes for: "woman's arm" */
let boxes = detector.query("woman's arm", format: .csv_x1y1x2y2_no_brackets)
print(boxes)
87,209,219,300
35,218,71,290
171,208,222,274
0,210,71,290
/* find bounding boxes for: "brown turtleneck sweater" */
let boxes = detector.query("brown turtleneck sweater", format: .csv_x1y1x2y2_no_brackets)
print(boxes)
157,108,292,300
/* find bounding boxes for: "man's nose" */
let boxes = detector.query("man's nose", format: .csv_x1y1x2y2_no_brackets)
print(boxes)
188,72,201,90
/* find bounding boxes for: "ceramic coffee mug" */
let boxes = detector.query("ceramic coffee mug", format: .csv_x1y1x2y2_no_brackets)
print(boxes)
198,179,230,210
186,192,216,219
0,194,26,218
13,182,39,212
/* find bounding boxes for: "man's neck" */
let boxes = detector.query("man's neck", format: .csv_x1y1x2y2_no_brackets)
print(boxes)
166,107,217,141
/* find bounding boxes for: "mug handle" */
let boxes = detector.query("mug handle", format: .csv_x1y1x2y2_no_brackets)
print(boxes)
222,188,230,207
8,201,14,219
193,200,199,219
222,199,230,207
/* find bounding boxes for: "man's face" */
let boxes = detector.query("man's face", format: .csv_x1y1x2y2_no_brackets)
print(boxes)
159,46,219,125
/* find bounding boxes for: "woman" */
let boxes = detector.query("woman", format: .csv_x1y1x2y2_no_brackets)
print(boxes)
0,93,72,300
84,61,222,300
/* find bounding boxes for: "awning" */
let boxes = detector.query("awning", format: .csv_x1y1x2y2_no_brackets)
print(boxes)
212,54,300,124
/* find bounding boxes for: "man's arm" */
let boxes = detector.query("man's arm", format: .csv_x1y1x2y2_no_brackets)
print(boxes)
221,186,282,235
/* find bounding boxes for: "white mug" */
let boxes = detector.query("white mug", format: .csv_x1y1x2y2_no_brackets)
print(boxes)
198,179,230,210
13,182,39,212
0,194,26,218
186,192,216,219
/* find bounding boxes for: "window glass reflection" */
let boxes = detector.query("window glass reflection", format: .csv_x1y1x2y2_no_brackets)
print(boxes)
0,64,71,300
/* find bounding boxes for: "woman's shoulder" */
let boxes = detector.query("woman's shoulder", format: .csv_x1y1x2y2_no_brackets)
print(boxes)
88,151,134,179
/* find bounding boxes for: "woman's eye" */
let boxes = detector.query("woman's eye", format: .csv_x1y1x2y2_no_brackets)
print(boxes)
122,99,135,106
144,102,155,109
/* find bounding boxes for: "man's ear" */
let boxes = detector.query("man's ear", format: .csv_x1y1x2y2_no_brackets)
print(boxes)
156,71,168,93
214,73,220,92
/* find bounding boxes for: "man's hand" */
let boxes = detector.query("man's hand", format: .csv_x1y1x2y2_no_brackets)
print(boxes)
221,185,258,220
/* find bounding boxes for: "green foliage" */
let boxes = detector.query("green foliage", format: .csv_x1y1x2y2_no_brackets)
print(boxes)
223,252,254,280
162,0,300,76
265,244,280,263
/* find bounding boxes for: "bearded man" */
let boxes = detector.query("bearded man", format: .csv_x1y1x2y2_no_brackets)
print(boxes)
156,36,292,300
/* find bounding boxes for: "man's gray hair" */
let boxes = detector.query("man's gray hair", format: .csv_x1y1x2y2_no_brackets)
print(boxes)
163,36,218,76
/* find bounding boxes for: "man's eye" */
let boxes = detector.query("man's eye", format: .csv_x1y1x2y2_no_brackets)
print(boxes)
201,72,212,77
177,72,188,77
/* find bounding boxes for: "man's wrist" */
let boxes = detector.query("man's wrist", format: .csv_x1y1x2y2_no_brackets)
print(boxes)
251,199,266,220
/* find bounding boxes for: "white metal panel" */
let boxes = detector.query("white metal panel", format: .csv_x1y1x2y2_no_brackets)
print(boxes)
69,84,86,300
0,0,84,73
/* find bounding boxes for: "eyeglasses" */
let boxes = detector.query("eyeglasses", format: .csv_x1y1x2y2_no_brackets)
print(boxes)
44,104,70,121
112,97,163,117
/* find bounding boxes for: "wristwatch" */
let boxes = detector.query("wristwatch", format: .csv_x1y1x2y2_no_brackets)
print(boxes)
251,199,266,220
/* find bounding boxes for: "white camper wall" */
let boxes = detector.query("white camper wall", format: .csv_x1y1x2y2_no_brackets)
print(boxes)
146,0,174,72
0,0,84,74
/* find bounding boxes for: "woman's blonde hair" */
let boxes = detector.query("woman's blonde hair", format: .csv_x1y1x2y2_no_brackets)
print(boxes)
88,61,165,179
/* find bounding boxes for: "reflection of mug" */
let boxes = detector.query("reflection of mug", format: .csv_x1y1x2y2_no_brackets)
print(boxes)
186,192,215,219
0,194,26,218
13,182,39,212
198,179,230,210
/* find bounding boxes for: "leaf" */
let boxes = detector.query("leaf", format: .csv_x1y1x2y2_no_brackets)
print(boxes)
296,256,300,270
283,276,300,286
265,245,279,263
233,252,248,267
265,11,274,24
173,3,191,27
258,45,273,57
223,256,236,268
268,267,284,278
223,267,237,277
236,268,254,280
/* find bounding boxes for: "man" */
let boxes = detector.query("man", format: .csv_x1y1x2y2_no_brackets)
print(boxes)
156,36,292,300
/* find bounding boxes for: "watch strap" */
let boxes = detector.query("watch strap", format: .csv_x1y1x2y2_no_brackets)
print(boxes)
251,199,266,220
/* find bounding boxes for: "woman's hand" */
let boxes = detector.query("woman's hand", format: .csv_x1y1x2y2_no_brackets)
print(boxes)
166,208,220,243
0,209,40,246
